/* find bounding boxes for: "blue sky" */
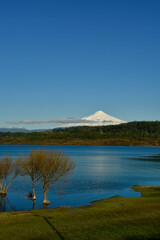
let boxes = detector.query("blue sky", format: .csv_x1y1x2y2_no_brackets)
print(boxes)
0,0,160,129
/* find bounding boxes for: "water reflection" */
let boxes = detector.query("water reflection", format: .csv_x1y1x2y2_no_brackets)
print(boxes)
129,154,160,162
0,196,15,212
0,145,160,212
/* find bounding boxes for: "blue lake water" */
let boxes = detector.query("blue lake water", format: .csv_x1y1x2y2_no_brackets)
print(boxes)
0,145,160,212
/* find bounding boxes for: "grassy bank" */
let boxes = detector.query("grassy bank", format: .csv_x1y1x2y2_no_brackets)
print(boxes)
0,186,160,240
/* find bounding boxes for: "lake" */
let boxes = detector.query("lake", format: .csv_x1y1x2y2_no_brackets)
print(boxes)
0,145,160,212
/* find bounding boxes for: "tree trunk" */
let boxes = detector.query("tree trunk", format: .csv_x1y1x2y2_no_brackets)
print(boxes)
32,181,36,200
43,190,50,205
0,189,7,197
32,200,36,209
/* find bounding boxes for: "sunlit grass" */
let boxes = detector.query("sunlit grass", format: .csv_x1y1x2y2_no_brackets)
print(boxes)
0,186,160,239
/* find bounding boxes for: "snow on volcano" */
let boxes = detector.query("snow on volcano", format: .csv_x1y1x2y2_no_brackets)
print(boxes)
59,111,126,128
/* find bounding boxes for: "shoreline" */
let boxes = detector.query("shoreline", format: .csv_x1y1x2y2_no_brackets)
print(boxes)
0,142,160,146
1,121,160,146
0,185,159,213
0,186,160,240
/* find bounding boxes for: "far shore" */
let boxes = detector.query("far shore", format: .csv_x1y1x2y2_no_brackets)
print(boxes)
1,121,160,146
0,137,160,146
0,140,160,146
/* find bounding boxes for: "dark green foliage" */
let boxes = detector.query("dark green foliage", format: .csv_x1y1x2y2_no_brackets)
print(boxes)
0,121,160,145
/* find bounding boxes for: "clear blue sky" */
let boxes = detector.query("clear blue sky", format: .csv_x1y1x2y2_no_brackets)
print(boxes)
0,0,160,129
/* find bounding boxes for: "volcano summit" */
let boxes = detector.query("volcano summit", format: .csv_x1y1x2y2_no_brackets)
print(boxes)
60,111,126,128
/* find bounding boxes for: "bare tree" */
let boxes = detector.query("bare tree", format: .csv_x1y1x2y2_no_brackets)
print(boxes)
38,150,75,205
0,156,20,197
18,149,75,204
18,149,42,200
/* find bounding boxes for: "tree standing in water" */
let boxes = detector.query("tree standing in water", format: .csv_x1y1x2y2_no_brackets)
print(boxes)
18,149,42,200
38,150,75,205
0,156,20,197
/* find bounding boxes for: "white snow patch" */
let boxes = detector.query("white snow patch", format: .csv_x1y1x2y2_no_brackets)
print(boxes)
59,111,126,128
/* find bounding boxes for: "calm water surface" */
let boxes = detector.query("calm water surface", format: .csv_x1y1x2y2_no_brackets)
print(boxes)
0,145,160,212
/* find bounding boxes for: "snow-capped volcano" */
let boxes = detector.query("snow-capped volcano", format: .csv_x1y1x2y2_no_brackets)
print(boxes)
82,111,124,123
60,111,126,128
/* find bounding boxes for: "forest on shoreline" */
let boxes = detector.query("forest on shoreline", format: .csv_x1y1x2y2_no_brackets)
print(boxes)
0,121,160,146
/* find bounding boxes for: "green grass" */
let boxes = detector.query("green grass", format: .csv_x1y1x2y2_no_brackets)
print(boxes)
0,186,160,240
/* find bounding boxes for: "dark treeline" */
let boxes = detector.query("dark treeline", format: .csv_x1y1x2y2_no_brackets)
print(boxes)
0,121,160,146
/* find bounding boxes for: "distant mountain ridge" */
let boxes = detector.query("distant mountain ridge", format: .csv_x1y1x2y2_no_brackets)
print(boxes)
0,111,126,132
0,127,52,133
0,127,29,133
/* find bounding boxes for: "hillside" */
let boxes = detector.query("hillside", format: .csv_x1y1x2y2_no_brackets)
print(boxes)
0,121,160,146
